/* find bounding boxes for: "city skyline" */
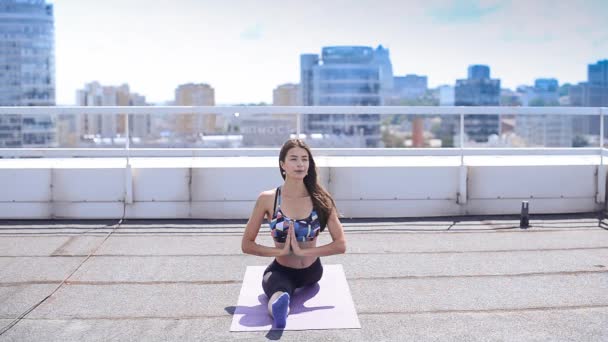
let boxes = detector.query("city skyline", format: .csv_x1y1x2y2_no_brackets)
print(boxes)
49,0,608,105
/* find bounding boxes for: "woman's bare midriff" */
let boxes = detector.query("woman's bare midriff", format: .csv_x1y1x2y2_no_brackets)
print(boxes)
274,239,318,268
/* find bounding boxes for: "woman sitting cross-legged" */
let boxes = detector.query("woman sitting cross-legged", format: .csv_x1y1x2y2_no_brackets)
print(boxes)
241,139,346,328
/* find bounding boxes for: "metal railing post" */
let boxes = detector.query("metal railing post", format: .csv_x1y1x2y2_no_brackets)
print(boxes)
458,112,467,204
597,107,606,204
124,113,133,205
459,112,464,163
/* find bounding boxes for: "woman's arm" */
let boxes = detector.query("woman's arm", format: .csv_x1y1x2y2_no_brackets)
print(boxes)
241,192,291,257
290,208,346,257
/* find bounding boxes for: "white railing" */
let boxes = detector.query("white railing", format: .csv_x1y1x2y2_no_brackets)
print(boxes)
0,105,605,153
0,105,606,163
1,106,607,219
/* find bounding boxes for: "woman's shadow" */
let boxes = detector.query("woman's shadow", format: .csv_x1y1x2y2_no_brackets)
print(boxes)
225,283,334,338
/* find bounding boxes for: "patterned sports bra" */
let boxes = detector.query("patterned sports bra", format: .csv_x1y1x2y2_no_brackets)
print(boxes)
269,186,321,242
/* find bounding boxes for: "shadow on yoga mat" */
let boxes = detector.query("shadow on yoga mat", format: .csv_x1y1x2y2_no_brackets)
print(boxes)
228,264,361,332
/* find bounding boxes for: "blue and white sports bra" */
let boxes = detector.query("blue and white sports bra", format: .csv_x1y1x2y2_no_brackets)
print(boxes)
269,187,321,242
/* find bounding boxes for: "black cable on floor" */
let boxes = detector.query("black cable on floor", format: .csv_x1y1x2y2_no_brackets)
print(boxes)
0,203,127,336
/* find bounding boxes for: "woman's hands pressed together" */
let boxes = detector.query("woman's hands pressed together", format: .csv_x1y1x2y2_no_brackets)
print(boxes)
276,221,306,257
288,221,306,256
278,225,292,256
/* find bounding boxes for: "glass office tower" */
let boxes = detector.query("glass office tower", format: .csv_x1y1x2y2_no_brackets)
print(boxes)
0,0,56,147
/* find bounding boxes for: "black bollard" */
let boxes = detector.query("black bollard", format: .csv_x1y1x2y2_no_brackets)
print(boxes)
520,201,529,229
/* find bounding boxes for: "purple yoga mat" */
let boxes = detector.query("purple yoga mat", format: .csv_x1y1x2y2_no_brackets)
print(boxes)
230,264,361,331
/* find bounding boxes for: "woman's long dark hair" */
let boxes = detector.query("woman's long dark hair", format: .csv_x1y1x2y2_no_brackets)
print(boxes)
279,139,336,231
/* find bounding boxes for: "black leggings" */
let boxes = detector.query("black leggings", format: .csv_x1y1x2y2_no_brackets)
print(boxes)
262,258,323,298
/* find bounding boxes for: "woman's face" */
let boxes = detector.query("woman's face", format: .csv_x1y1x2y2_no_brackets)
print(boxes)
281,146,309,180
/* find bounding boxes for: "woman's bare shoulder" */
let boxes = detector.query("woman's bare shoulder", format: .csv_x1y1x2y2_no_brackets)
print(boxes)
257,188,278,205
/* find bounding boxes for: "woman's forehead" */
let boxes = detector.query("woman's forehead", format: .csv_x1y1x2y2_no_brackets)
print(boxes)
287,147,308,157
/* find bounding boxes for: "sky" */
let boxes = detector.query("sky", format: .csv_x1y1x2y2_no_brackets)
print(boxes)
49,0,608,105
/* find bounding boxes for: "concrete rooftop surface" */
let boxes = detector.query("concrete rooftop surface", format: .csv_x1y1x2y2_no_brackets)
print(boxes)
1,214,607,341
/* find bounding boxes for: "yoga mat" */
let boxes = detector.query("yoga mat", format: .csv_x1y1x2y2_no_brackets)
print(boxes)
230,264,361,331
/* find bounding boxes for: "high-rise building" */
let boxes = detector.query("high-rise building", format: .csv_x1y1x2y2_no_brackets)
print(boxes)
300,54,319,108
515,78,571,147
520,78,559,106
535,78,559,92
570,60,608,107
300,45,388,147
271,82,300,137
394,74,428,100
174,83,216,141
439,85,455,106
0,0,56,147
127,93,150,142
72,82,149,145
372,45,394,102
452,65,501,143
589,59,608,86
456,65,500,106
468,65,490,80
273,83,300,106
515,113,573,147
569,60,608,135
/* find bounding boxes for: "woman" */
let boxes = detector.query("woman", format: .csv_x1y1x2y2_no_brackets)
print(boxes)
241,139,346,328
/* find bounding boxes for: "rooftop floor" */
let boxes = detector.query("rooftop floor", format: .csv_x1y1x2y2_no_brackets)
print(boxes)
1,214,607,341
